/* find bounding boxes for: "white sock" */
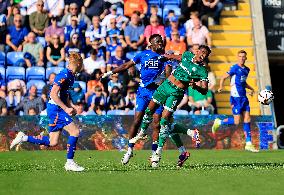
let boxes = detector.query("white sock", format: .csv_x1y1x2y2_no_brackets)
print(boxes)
178,146,186,154
127,147,133,153
156,147,163,155
187,129,194,138
67,159,74,164
22,135,28,142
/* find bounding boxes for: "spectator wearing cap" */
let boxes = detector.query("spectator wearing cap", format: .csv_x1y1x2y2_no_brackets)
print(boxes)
124,0,148,19
144,15,165,44
29,0,49,37
45,16,64,44
59,2,91,29
107,46,129,74
6,14,28,52
106,18,126,47
101,4,128,30
42,72,56,103
165,30,186,55
69,82,85,105
200,0,224,26
84,0,108,20
65,32,85,59
187,18,211,48
44,0,65,18
85,16,106,49
124,11,145,52
165,16,186,42
46,34,65,67
64,15,85,48
82,49,106,81
14,85,44,115
23,32,44,67
88,86,106,115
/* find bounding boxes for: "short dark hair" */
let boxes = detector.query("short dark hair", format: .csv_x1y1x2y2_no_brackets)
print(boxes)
199,45,211,55
90,48,98,56
238,50,247,55
132,10,141,16
149,34,162,44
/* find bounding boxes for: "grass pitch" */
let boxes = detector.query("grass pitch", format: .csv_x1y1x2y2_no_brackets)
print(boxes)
0,150,283,195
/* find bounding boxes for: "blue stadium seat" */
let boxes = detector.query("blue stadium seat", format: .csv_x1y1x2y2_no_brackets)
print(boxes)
107,110,127,115
27,80,46,95
0,67,5,82
74,81,87,93
6,66,25,81
46,67,64,80
148,0,161,6
26,67,45,81
163,5,181,19
0,51,5,67
6,52,25,66
117,7,124,15
174,110,189,116
162,0,181,6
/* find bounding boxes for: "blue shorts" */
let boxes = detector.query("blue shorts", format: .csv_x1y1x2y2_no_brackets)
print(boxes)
136,86,163,115
47,103,73,132
230,96,250,115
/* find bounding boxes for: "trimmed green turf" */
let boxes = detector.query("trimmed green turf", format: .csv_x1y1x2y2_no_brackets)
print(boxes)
0,150,284,195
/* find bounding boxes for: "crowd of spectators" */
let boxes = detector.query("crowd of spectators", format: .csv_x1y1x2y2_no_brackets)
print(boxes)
0,0,238,116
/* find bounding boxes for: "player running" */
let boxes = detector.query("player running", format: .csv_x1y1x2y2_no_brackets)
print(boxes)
212,50,258,152
102,34,200,165
10,52,85,171
134,45,211,167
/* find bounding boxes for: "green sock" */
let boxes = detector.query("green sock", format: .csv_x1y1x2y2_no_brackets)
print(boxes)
158,118,170,147
140,107,154,133
169,133,183,148
171,123,188,134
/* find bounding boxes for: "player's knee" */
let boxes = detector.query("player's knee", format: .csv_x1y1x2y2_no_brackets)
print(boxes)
49,140,58,147
244,116,251,123
69,129,80,137
234,119,240,125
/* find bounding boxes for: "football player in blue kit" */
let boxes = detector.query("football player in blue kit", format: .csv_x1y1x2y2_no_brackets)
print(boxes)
212,50,258,152
102,34,200,165
10,52,86,171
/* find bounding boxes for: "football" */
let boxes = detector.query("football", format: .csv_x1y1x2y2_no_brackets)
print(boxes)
258,89,274,105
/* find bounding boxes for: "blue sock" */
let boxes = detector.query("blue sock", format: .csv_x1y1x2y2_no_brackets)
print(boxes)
27,136,50,146
152,142,158,152
243,123,252,142
66,136,78,159
221,117,235,125
128,143,135,148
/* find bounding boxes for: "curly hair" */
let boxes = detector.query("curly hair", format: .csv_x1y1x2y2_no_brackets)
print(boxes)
69,52,82,65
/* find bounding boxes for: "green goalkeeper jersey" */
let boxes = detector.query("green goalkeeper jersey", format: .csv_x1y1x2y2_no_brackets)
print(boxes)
173,51,208,83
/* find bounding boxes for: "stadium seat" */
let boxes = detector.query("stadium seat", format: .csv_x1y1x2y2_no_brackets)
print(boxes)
26,67,45,81
74,81,87,93
107,110,127,115
6,52,25,66
0,66,5,82
174,110,189,116
162,0,181,6
6,66,25,81
126,110,135,115
27,80,46,95
46,67,64,80
148,0,161,6
0,51,5,67
163,5,181,20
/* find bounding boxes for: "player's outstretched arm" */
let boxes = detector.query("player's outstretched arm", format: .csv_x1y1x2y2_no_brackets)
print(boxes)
50,85,74,115
165,64,172,78
102,60,135,79
192,80,209,95
245,82,255,96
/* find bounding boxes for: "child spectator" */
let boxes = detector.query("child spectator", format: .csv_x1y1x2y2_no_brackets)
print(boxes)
88,86,106,115
108,73,122,94
69,83,85,105
28,107,38,115
107,86,124,110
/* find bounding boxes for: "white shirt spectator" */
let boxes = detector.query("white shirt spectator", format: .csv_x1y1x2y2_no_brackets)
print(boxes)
83,56,106,75
85,25,106,41
184,19,194,33
44,0,64,17
20,0,39,15
101,14,128,30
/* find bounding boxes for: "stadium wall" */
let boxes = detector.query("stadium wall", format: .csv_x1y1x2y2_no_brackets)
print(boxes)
0,115,276,151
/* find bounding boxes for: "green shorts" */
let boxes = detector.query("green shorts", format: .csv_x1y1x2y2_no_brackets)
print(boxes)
152,79,185,112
